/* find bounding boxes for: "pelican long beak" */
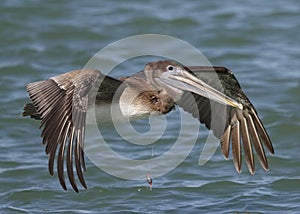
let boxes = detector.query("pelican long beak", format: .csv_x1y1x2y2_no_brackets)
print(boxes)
158,68,243,110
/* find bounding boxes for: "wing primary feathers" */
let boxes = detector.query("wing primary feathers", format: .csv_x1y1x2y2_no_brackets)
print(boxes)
57,121,70,191
48,114,69,175
220,125,231,159
79,112,87,173
250,109,274,154
48,141,58,176
80,147,86,172
29,81,62,119
39,96,66,131
36,88,62,118
45,110,69,155
42,104,68,150
237,110,254,174
231,113,241,173
245,112,268,170
75,131,87,189
67,126,78,193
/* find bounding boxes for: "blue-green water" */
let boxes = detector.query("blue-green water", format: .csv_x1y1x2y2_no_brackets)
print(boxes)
1,0,300,213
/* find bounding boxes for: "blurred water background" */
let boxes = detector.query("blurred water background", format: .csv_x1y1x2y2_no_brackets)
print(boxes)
1,0,300,213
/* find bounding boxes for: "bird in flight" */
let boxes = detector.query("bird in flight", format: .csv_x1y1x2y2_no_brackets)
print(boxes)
23,60,274,192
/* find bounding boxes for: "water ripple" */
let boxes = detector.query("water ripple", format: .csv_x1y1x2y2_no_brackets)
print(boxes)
1,0,300,213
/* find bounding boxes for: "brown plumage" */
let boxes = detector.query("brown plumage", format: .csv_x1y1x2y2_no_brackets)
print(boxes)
23,60,274,192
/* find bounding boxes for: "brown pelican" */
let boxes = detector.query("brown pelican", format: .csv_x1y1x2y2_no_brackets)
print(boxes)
22,60,274,192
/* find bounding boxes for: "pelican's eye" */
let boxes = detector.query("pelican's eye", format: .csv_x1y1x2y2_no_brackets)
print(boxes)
166,65,174,71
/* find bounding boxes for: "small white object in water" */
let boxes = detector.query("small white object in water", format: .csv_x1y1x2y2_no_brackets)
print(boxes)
146,173,153,191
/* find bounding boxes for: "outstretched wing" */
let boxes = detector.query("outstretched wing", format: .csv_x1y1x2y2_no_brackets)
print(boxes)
25,69,122,192
177,66,274,174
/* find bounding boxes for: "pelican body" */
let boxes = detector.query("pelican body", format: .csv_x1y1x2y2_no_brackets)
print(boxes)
23,60,274,192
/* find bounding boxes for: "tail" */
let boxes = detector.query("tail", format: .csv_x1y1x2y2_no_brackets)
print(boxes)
22,103,41,120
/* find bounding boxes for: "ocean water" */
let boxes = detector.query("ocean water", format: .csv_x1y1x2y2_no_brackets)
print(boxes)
1,0,300,213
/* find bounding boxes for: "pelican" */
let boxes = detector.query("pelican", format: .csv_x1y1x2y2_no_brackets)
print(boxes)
22,60,274,192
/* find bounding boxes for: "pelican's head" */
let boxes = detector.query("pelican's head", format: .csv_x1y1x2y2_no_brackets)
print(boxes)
144,60,183,81
144,60,243,109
